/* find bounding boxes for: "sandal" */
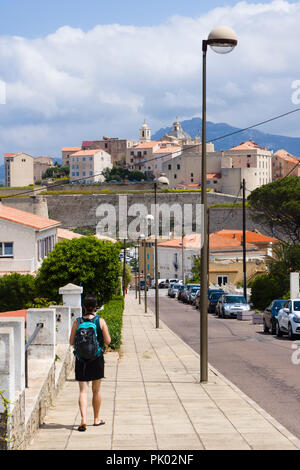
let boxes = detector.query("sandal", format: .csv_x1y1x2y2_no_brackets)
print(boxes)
93,420,105,426
78,425,87,432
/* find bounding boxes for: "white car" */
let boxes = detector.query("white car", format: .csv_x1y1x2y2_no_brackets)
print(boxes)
276,299,300,340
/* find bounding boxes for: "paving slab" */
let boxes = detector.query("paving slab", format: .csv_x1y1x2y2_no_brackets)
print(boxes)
26,292,300,450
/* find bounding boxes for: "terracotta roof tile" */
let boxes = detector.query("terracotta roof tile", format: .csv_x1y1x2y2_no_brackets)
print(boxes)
0,204,60,230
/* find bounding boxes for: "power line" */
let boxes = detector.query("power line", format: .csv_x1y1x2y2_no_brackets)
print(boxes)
2,107,300,199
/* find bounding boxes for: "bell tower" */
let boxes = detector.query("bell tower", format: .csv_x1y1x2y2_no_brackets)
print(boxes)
139,120,151,143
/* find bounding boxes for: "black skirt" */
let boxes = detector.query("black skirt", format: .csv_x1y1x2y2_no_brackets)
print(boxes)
75,356,105,382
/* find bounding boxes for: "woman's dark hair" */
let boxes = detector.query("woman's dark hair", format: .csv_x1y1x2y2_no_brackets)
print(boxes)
83,294,98,314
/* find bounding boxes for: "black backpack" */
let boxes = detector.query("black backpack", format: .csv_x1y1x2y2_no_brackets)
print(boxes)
74,316,103,362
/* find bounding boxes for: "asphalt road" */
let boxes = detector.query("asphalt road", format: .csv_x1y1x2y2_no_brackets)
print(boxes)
146,290,300,440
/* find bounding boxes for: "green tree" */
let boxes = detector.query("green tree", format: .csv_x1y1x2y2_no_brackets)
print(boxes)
248,177,300,243
119,262,133,290
35,237,121,305
250,242,300,309
191,256,201,283
0,273,36,312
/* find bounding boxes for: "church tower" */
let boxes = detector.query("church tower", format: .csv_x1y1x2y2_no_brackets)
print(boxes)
139,120,151,143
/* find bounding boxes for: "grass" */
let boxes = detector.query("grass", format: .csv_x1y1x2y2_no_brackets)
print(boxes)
98,295,124,351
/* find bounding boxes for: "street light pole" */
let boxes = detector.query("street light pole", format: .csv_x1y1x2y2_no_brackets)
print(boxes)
122,239,126,297
242,179,247,301
200,38,208,383
138,237,141,305
154,181,159,328
144,237,147,313
135,243,138,299
199,26,238,384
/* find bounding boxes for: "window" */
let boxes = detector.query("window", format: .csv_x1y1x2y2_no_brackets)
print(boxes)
191,173,194,177
168,164,172,170
174,174,177,179
217,275,228,286
177,164,180,170
0,242,13,257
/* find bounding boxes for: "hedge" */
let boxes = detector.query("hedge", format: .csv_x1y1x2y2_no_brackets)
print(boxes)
98,295,124,350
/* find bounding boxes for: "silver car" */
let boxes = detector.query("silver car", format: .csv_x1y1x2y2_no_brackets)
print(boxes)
216,294,250,318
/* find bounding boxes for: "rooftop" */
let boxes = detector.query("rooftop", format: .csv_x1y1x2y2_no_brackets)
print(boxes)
274,149,300,165
0,203,60,230
230,141,267,151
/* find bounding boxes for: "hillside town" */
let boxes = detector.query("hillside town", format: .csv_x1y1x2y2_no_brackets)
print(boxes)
1,0,300,456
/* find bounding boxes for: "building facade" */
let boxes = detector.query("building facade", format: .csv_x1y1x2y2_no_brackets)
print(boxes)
69,149,112,184
33,156,54,183
272,149,300,180
4,153,34,187
0,202,60,275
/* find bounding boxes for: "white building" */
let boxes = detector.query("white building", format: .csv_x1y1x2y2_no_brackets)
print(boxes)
4,153,34,187
69,149,112,184
0,202,60,275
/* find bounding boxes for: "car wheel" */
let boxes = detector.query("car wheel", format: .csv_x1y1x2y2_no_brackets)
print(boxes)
263,318,269,334
276,321,283,337
270,320,276,335
288,323,296,341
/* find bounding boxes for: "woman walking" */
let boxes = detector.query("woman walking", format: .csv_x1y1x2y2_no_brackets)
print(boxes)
69,294,111,432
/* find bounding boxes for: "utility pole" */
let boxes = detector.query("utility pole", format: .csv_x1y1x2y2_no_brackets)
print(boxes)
181,227,185,284
242,179,247,301
138,238,141,305
144,238,147,313
135,244,138,299
122,239,126,297
207,207,210,289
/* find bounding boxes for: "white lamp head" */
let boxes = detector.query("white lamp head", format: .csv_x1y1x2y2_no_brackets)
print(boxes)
207,26,238,54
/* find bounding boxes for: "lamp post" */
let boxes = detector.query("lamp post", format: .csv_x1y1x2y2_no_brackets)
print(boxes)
137,237,141,305
134,243,138,299
122,238,127,297
154,173,169,328
200,26,238,383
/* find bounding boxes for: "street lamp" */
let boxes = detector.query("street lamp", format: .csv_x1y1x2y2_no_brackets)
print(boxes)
200,26,238,383
154,173,169,328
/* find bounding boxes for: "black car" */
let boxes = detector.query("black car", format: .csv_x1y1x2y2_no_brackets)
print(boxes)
208,291,224,313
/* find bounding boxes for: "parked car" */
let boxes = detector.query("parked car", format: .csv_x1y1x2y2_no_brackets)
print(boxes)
195,289,201,309
276,299,300,339
140,280,148,291
208,288,224,298
208,291,224,313
216,294,250,318
170,283,182,299
158,279,168,288
188,286,201,305
176,284,186,301
168,283,176,296
183,284,200,303
263,299,286,334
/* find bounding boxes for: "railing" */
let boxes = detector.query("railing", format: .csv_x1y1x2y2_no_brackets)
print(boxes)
25,323,44,388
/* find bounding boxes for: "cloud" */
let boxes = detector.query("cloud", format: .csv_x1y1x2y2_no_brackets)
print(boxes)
0,0,300,161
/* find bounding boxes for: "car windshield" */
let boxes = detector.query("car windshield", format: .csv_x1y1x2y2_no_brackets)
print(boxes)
224,296,246,304
274,300,286,310
173,284,181,288
294,301,300,311
191,287,199,293
210,293,222,300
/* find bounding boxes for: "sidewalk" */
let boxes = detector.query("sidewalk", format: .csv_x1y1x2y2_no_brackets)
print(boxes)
27,292,300,450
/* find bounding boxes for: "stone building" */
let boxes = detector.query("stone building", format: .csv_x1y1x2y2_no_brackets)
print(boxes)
4,153,34,187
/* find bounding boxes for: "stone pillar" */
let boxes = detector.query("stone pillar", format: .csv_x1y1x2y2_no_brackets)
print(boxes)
0,327,15,414
70,306,82,324
290,272,300,299
26,309,56,361
50,306,71,344
0,318,25,393
59,283,83,308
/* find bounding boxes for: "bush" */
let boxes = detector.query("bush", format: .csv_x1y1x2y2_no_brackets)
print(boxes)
249,274,282,310
0,273,36,312
36,237,121,305
98,295,124,350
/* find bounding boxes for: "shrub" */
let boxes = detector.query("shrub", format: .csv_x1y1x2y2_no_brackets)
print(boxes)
98,296,124,350
35,237,121,305
0,273,36,312
249,274,282,310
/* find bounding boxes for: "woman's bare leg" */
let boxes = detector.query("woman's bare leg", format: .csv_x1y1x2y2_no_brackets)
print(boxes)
92,379,102,424
78,381,89,426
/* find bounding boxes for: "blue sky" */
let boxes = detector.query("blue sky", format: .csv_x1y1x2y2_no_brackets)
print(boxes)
0,0,299,160
0,0,274,37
